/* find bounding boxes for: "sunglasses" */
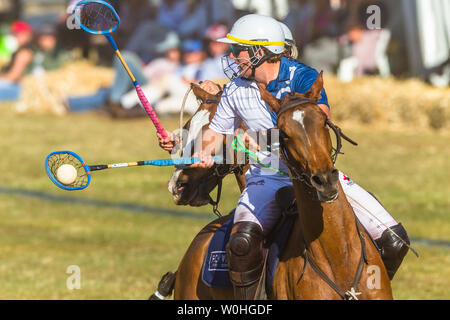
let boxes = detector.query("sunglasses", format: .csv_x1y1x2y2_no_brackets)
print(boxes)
230,44,248,56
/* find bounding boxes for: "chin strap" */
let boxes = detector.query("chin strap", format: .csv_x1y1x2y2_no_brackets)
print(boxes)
247,49,277,80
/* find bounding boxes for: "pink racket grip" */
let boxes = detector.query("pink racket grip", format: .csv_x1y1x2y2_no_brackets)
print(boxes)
135,84,168,139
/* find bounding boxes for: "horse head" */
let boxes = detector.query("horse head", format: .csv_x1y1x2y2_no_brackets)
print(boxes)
258,72,340,202
168,83,230,207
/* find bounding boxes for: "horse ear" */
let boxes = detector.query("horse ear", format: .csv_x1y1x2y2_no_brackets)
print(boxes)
305,71,324,103
191,83,214,101
257,83,281,114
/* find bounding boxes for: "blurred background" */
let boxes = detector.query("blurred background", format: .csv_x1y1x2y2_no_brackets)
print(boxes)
0,0,448,299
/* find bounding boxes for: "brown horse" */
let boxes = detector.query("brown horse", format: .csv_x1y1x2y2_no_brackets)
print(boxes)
257,73,392,299
153,76,393,300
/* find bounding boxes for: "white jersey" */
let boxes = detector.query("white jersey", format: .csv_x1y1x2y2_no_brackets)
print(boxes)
209,77,290,179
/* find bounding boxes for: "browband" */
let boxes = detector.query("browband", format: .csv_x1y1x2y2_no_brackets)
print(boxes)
277,97,316,117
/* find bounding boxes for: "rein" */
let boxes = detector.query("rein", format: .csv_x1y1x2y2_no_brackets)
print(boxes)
301,218,369,300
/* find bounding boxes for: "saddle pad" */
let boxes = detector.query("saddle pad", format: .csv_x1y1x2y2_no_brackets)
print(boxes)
201,217,234,288
201,215,297,293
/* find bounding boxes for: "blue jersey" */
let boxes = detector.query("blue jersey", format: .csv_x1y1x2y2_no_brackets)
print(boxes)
265,57,329,125
268,57,328,104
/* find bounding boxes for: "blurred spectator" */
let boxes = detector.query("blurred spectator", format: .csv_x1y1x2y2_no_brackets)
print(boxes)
57,0,91,59
310,0,339,41
32,24,71,73
199,24,229,83
66,32,183,118
125,23,171,64
65,50,148,116
289,0,341,73
177,0,207,39
122,38,206,117
0,21,34,101
157,0,187,31
115,0,157,47
205,0,236,28
179,39,206,83
284,0,315,50
337,23,391,81
120,32,183,114
337,1,391,81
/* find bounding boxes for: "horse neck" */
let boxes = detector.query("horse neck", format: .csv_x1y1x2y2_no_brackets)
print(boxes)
292,179,360,267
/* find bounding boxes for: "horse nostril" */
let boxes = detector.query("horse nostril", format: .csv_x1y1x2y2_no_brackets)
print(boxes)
176,182,187,193
312,174,325,186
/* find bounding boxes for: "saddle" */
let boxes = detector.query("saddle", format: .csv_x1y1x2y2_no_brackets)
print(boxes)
201,186,298,298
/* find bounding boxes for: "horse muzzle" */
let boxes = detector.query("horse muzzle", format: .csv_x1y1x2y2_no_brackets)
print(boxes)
310,169,340,203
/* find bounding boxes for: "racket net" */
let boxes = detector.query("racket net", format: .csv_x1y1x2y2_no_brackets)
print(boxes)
47,152,89,188
75,1,119,33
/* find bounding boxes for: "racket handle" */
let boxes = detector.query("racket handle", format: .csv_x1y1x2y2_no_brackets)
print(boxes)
144,156,223,166
134,83,167,139
89,164,108,171
107,35,168,139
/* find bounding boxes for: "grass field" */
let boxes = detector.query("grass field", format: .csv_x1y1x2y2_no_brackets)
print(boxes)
0,104,448,300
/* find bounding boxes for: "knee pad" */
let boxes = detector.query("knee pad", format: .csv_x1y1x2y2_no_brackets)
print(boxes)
228,221,263,257
226,221,264,284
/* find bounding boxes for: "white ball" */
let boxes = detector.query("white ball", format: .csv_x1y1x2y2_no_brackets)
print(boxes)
56,164,78,185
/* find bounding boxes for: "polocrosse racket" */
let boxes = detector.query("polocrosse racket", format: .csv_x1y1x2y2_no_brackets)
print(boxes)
45,150,222,191
73,0,168,138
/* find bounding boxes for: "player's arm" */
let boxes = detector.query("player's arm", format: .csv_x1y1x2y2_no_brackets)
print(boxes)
2,48,33,82
190,128,225,168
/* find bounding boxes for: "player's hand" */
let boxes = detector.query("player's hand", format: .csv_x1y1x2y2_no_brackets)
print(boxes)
199,80,221,95
157,131,177,152
190,151,215,169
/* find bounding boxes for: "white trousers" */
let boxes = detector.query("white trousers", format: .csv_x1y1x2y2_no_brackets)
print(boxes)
234,171,397,240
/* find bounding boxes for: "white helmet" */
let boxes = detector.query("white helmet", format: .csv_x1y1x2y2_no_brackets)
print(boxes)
217,14,285,79
278,21,294,44
217,14,285,54
278,21,299,59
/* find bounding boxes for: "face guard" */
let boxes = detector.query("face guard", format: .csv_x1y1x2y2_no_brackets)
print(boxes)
221,45,275,80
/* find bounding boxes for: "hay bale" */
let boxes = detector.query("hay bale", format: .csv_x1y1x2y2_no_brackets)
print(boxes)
18,60,114,115
324,74,450,131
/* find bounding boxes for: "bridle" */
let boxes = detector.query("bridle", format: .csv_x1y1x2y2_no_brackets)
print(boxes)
276,94,358,190
276,94,368,300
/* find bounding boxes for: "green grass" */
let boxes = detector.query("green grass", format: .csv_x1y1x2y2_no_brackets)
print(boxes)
0,104,448,299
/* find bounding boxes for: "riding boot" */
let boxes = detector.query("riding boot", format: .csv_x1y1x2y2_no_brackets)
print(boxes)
375,223,410,280
226,221,264,300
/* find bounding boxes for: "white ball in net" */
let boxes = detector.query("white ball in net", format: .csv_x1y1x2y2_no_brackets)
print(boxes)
56,164,78,185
